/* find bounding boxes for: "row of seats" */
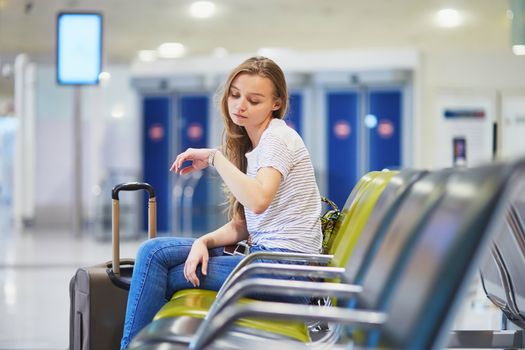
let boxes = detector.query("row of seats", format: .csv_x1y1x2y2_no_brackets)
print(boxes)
130,158,525,350
449,190,525,348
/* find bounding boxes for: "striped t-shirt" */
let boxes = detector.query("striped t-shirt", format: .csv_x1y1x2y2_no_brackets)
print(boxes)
244,118,322,254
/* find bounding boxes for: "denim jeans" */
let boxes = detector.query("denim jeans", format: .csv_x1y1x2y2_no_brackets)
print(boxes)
120,237,309,350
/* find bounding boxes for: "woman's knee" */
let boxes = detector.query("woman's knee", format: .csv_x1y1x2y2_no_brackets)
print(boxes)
135,237,194,265
136,238,171,262
137,237,162,254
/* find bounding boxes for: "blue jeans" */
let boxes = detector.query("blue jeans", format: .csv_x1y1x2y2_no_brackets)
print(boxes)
120,237,309,350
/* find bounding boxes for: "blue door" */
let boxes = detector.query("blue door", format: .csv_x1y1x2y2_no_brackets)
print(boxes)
286,92,303,136
142,96,172,233
326,88,403,208
179,94,210,234
326,91,359,208
367,89,402,171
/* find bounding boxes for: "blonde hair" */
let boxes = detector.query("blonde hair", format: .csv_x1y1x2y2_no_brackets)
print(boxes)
219,56,289,220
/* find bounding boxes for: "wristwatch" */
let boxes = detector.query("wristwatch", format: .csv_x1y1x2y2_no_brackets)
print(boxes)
208,149,217,167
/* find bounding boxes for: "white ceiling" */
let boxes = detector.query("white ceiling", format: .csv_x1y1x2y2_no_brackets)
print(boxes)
0,0,513,65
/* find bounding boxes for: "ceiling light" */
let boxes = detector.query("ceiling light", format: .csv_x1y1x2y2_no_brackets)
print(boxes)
436,8,461,28
158,42,186,58
1,63,12,78
257,47,293,58
138,50,157,62
98,71,111,82
512,45,525,55
212,47,228,58
190,1,216,19
111,104,125,119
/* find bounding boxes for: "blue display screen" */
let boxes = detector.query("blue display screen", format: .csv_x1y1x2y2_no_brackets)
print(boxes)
56,13,102,85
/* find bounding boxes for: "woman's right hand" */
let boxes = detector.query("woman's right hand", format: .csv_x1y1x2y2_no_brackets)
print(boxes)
170,148,216,175
184,238,209,287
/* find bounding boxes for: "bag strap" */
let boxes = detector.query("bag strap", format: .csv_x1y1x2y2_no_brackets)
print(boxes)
321,196,339,212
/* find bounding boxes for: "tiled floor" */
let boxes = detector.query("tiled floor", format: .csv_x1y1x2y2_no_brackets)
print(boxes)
0,201,503,350
0,203,142,350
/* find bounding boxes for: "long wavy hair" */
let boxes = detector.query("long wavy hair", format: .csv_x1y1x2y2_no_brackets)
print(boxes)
219,56,289,220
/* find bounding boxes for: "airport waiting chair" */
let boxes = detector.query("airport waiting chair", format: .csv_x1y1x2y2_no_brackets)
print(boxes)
129,170,399,347
448,188,525,349
129,169,429,349
183,168,452,350
181,159,525,350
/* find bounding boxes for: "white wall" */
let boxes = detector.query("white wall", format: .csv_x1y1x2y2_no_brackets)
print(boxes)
0,95,13,115
30,48,525,228
34,65,140,228
420,48,525,168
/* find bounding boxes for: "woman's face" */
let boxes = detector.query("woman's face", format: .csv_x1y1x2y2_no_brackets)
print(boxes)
227,73,281,131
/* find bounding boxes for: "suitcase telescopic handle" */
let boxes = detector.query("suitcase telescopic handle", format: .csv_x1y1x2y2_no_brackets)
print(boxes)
111,182,156,275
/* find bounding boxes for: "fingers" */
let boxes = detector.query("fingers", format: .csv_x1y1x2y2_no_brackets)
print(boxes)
183,260,190,282
170,153,186,173
170,162,195,176
201,256,208,276
169,160,177,172
189,271,200,287
180,165,196,176
170,149,199,174
184,260,200,287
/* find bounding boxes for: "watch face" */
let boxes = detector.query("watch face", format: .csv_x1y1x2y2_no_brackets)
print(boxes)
208,150,217,166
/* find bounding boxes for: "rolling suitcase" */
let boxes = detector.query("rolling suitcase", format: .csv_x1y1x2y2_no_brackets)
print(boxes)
69,182,156,350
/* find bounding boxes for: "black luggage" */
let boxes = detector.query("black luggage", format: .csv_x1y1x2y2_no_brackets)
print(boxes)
69,182,156,350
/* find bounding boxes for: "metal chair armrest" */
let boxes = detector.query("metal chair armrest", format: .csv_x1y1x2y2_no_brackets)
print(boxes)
207,277,361,322
217,251,334,297
215,262,344,299
191,300,386,350
207,265,346,316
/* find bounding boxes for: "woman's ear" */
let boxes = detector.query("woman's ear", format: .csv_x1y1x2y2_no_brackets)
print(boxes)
272,98,282,111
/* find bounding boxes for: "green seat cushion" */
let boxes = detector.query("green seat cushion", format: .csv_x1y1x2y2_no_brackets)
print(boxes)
323,171,380,252
329,171,397,268
168,288,217,300
154,289,310,343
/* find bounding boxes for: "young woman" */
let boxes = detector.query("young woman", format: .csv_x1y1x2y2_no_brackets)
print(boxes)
120,56,322,349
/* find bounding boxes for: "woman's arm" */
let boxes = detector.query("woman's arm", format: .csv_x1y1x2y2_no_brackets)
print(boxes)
171,148,281,214
199,216,249,249
213,151,281,214
184,217,249,287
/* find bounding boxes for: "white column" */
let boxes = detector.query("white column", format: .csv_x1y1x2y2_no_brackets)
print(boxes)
24,62,36,223
13,54,36,229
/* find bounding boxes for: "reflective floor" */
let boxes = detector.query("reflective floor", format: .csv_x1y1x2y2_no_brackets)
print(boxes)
0,203,141,350
0,201,503,350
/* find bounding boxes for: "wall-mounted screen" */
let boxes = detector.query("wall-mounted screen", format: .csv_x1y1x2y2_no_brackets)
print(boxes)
56,12,102,85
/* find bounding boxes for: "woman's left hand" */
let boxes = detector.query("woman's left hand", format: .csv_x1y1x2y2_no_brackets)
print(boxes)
170,148,215,175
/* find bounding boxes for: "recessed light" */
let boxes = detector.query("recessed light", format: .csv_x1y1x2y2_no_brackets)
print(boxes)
190,1,215,19
98,71,111,81
138,50,157,62
158,42,186,58
257,47,293,58
1,63,12,78
436,8,461,28
512,45,525,55
213,47,228,58
111,104,125,119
